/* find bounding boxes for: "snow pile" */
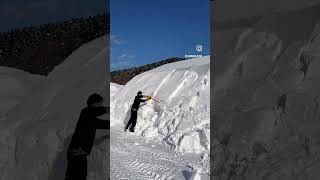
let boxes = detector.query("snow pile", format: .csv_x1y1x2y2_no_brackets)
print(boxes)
110,56,210,154
110,82,123,99
0,36,109,180
212,3,320,180
0,67,43,116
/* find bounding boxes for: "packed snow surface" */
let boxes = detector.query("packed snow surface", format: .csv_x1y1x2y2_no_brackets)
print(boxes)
110,126,210,180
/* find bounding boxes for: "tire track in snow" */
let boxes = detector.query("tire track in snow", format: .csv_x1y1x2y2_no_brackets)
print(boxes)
110,127,202,180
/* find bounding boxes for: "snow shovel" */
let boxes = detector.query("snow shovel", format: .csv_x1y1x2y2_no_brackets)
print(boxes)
145,96,160,103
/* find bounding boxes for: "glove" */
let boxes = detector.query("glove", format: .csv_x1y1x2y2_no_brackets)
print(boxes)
147,96,152,100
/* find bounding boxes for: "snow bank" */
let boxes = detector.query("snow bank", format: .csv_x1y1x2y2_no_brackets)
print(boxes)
110,82,123,99
0,67,43,116
0,36,109,180
110,56,210,154
212,3,320,179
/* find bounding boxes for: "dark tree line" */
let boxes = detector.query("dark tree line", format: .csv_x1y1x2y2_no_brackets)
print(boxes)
111,57,186,85
0,13,110,75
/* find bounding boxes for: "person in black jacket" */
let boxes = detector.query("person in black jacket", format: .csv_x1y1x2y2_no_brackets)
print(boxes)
65,93,109,180
125,91,151,132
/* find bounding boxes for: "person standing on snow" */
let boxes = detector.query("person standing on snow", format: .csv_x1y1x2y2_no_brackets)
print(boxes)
65,93,109,180
125,91,151,132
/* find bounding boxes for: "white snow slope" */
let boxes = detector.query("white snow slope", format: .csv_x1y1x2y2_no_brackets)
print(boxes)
0,36,110,180
212,2,320,180
111,56,210,154
0,67,43,116
110,56,210,179
110,82,124,99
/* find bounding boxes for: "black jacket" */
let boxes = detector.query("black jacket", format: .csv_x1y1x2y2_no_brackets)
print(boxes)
131,95,146,111
68,106,109,158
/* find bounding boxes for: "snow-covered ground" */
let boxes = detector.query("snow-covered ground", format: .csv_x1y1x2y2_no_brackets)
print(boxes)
110,126,209,180
110,56,210,179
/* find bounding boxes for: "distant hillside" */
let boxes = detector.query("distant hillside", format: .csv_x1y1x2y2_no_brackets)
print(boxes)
0,13,109,75
111,57,186,85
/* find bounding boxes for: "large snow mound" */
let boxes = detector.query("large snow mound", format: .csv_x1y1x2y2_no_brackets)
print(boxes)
0,67,43,116
110,82,123,99
111,56,210,154
212,3,320,180
0,36,109,180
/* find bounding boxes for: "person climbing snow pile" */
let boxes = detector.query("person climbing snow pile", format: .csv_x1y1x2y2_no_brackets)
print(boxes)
65,93,110,180
125,91,152,132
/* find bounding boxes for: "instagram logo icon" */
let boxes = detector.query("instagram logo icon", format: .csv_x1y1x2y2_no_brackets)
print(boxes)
196,45,203,52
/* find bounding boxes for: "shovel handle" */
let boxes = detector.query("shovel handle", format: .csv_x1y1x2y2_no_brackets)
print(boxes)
144,95,159,102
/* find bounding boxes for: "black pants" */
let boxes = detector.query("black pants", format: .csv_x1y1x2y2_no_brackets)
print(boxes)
65,155,87,180
126,111,137,132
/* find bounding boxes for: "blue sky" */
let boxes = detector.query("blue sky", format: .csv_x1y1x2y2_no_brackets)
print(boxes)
110,0,210,71
0,0,109,32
